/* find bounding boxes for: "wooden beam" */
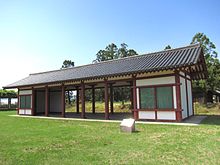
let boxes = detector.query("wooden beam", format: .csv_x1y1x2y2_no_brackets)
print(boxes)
32,87,35,116
92,85,95,114
104,79,109,120
81,81,86,118
45,86,49,117
76,87,80,114
61,85,65,117
175,73,182,122
132,75,138,120
109,83,114,114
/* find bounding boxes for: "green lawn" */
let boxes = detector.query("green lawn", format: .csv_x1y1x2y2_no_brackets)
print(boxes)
0,111,220,165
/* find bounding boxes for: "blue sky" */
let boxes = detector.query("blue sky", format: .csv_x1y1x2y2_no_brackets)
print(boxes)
0,0,220,88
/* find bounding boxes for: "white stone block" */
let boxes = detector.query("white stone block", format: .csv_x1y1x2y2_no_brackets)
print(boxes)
120,118,135,133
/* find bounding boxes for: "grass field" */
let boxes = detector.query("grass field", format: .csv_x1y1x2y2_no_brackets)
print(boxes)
0,111,220,165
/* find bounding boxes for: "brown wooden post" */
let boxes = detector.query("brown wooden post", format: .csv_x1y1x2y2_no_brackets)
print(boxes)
109,83,114,114
32,87,35,116
104,79,109,120
17,89,20,115
8,97,11,109
190,79,194,116
76,86,80,114
132,75,138,120
175,73,182,122
81,81,86,118
45,86,49,116
61,84,65,117
91,85,95,114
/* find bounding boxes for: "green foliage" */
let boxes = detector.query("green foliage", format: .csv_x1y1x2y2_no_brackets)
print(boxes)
164,45,171,50
93,43,138,63
61,60,74,69
191,33,220,97
0,89,17,98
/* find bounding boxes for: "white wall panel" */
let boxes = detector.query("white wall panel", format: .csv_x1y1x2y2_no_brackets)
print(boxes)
139,111,155,119
136,76,175,86
25,109,32,115
180,77,187,119
157,111,176,120
19,90,32,95
136,88,140,109
187,80,193,116
19,109,25,115
173,86,177,109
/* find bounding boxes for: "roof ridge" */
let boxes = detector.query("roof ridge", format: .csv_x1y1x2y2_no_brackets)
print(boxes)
30,43,200,76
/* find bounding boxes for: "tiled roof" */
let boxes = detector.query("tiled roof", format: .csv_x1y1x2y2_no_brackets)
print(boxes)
4,43,207,88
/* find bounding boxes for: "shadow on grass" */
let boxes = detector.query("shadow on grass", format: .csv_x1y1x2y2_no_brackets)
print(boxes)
200,115,220,126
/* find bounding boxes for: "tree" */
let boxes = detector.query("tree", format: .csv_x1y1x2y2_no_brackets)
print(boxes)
61,60,74,69
191,32,220,103
61,60,75,104
93,43,138,105
164,45,171,50
93,43,138,63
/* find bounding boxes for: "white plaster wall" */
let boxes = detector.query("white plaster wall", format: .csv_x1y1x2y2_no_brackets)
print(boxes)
50,91,62,112
173,86,177,109
36,91,45,113
25,109,32,115
19,90,32,95
136,88,140,109
180,77,187,119
19,109,32,115
157,111,176,120
139,111,155,119
136,76,175,86
187,80,193,116
19,109,25,115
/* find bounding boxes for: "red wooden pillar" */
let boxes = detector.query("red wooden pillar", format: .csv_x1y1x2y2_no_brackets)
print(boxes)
190,79,194,116
45,86,49,117
32,87,35,116
17,89,20,115
61,85,65,117
104,79,109,120
81,81,86,118
76,86,80,114
109,83,114,114
91,85,95,114
132,75,138,120
175,73,182,122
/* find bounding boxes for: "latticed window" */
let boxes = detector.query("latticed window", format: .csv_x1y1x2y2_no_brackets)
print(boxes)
20,95,31,109
139,86,173,109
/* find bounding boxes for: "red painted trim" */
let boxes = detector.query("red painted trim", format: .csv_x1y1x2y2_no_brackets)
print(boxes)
109,84,114,114
17,89,20,115
104,79,109,120
175,73,182,122
190,80,194,116
61,85,65,117
81,82,86,118
45,86,49,117
132,75,138,120
137,109,178,111
76,87,80,114
32,87,35,116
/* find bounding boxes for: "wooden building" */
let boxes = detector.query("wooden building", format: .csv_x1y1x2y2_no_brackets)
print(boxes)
3,44,207,122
